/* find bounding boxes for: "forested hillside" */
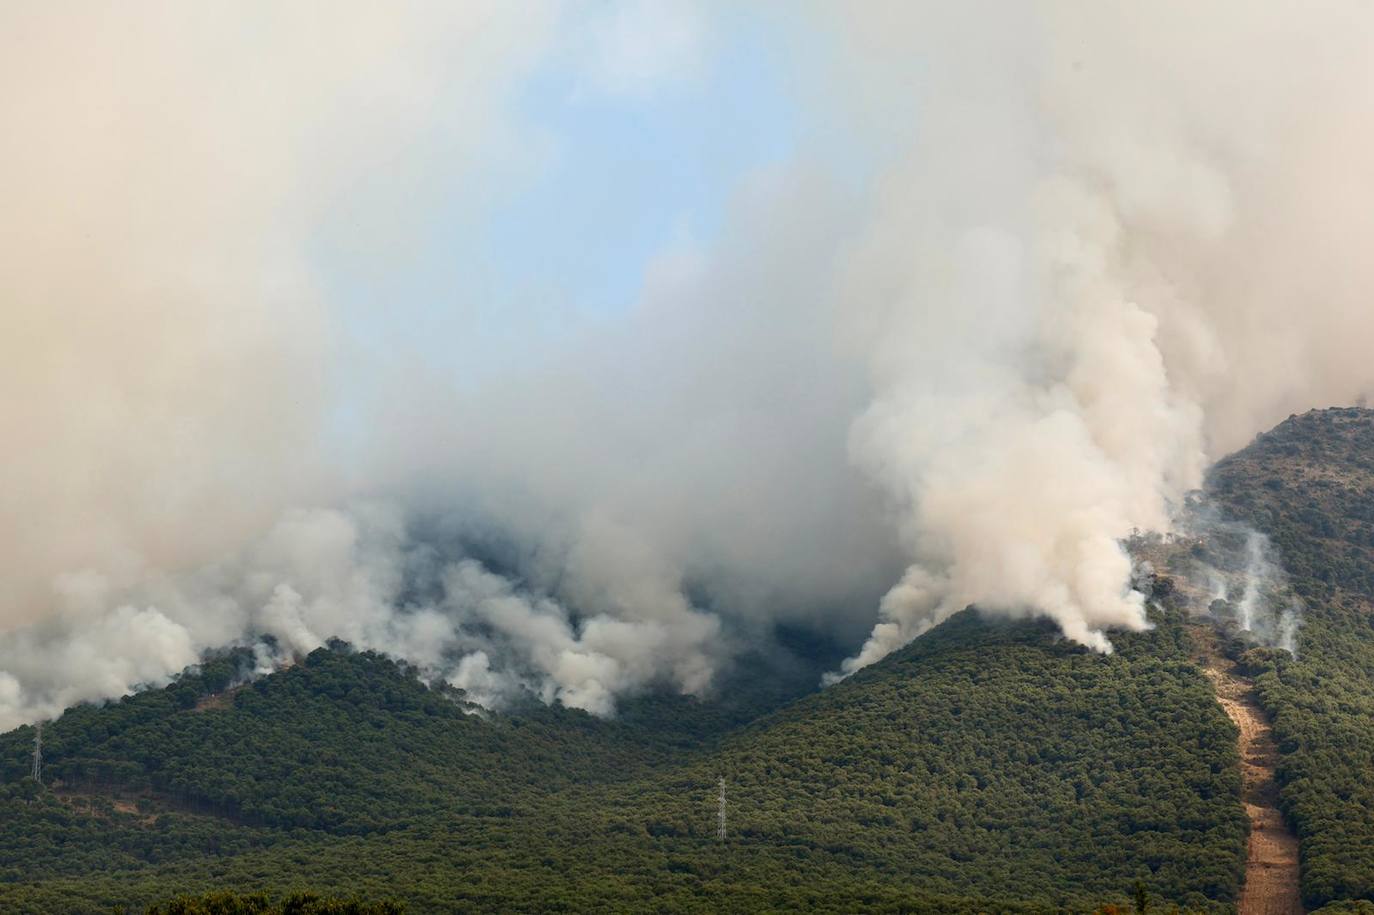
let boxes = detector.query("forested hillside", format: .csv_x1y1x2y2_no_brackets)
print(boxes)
1209,407,1374,910
26,410,1374,914
0,601,1245,912
599,609,1246,912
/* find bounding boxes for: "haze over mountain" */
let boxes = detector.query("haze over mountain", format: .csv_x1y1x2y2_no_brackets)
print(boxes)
6,3,1374,731
3,409,1374,913
6,3,1374,913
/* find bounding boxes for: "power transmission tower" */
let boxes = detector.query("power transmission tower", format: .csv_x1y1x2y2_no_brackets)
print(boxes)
31,722,42,785
716,775,726,841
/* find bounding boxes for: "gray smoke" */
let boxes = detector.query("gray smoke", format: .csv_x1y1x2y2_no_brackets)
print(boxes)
4,2,1374,727
1131,506,1303,656
1196,520,1302,656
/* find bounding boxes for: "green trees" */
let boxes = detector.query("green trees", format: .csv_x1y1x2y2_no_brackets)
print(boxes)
1209,407,1374,909
144,891,402,915
0,603,1246,913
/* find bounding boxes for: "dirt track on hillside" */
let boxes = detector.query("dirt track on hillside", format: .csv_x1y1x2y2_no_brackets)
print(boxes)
1194,629,1303,915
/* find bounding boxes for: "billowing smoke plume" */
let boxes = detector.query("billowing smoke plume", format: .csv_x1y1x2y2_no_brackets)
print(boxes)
5,2,1374,727
0,505,727,725
824,0,1374,675
0,1,556,630
0,2,562,729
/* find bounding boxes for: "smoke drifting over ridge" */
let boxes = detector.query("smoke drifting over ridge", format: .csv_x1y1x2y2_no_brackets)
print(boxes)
824,0,1374,675
4,2,1374,727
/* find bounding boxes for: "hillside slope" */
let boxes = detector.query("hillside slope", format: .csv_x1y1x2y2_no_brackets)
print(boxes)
1209,407,1374,911
0,603,1246,912
605,609,1246,911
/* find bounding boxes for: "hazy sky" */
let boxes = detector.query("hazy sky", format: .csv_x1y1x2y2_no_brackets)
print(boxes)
325,4,812,396
6,2,1374,726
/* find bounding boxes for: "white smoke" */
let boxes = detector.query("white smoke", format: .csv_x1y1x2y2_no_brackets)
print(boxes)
1159,509,1304,656
825,0,1374,675
0,505,729,728
0,1,557,634
5,2,1374,726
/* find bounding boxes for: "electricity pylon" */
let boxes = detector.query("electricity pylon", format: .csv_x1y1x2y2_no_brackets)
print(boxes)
31,722,42,785
717,776,726,841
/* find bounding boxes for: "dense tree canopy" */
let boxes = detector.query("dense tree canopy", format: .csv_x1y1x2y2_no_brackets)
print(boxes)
36,410,1374,911
1210,407,1374,909
0,600,1245,912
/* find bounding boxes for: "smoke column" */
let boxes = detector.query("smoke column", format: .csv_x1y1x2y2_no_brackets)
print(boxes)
823,0,1374,675
4,2,1374,726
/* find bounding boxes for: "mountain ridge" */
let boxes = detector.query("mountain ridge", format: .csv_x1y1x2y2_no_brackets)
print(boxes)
9,407,1374,912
